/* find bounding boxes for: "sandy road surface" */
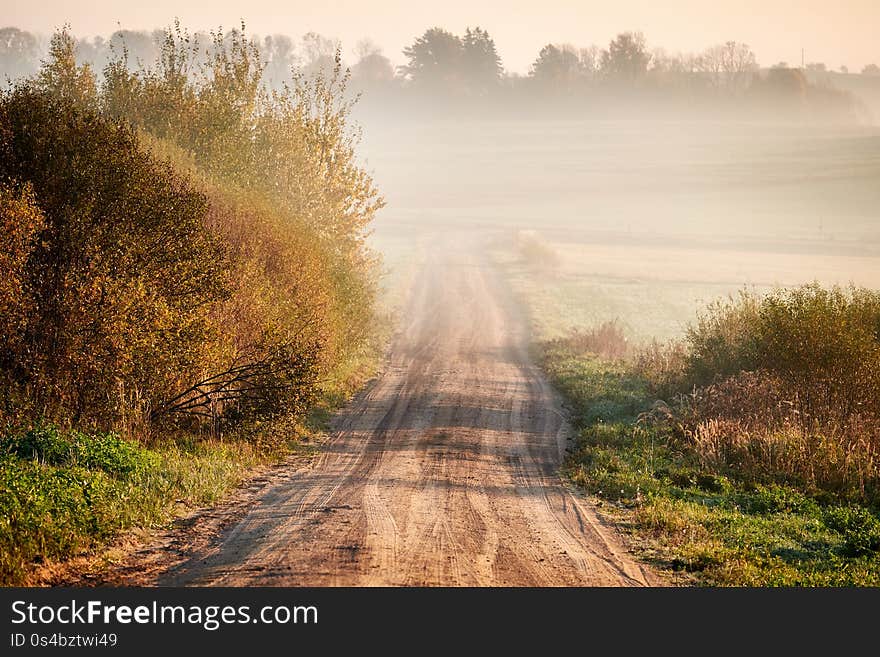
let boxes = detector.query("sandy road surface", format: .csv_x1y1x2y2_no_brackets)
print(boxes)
159,244,657,586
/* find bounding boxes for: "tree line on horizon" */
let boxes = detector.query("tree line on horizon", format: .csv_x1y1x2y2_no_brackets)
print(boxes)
3,23,879,103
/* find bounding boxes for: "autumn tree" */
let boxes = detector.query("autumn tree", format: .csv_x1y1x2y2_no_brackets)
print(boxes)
400,27,463,90
34,27,97,107
102,23,383,429
529,44,582,90
0,184,45,385
0,87,228,427
600,32,651,82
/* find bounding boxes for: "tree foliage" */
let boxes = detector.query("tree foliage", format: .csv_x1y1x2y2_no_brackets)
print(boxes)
35,28,97,108
0,27,41,81
530,44,583,89
600,32,651,82
0,24,865,121
0,87,227,428
0,22,384,438
401,26,502,95
400,27,463,90
461,28,502,93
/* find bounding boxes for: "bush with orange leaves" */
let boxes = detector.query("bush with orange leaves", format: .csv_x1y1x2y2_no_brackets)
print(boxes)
0,25,383,440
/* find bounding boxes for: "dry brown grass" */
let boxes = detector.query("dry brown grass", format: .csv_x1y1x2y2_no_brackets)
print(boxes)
626,285,880,503
550,320,630,360
633,340,688,396
675,371,880,501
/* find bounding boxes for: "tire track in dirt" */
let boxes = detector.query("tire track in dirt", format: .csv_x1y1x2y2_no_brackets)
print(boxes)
151,237,660,586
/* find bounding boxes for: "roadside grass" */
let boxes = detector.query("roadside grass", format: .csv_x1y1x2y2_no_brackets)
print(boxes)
544,344,880,585
0,422,317,585
495,239,880,586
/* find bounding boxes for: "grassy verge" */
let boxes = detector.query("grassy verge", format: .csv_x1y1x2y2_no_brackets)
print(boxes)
539,319,880,586
0,421,324,586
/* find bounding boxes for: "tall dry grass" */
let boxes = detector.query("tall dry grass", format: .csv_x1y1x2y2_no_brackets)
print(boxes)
550,320,630,361
677,372,880,500
636,285,880,503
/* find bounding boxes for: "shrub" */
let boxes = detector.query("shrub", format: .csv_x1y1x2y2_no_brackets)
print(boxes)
682,285,880,427
99,24,383,430
515,230,559,272
1,24,383,437
641,284,880,503
0,86,228,431
754,285,880,428
683,290,762,386
555,321,630,360
0,183,45,401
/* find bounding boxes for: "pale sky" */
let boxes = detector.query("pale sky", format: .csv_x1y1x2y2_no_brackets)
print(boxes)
3,0,878,73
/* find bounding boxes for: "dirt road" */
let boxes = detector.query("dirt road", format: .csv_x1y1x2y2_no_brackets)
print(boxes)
159,244,657,586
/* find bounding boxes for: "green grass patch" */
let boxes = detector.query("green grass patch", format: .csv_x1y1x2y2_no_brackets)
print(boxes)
0,423,302,585
541,344,880,586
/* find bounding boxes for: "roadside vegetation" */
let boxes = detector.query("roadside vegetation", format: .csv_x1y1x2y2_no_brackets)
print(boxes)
0,24,383,584
500,242,880,585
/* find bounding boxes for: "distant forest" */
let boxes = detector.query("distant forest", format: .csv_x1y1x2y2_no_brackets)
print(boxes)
2,23,880,119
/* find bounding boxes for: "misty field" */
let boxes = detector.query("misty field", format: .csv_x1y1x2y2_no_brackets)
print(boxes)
365,117,880,346
364,117,880,344
494,234,880,342
363,118,880,240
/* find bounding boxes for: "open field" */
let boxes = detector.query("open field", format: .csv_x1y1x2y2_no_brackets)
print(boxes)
492,232,880,342
361,120,880,247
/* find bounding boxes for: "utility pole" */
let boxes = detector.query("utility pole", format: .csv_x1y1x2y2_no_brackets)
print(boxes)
801,48,805,69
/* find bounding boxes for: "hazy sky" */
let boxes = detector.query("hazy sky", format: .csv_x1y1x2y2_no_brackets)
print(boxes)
3,0,878,73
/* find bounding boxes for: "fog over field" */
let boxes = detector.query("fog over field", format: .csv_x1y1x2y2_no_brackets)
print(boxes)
359,116,880,339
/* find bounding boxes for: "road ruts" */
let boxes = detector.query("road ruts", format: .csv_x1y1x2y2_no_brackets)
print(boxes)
159,240,659,586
